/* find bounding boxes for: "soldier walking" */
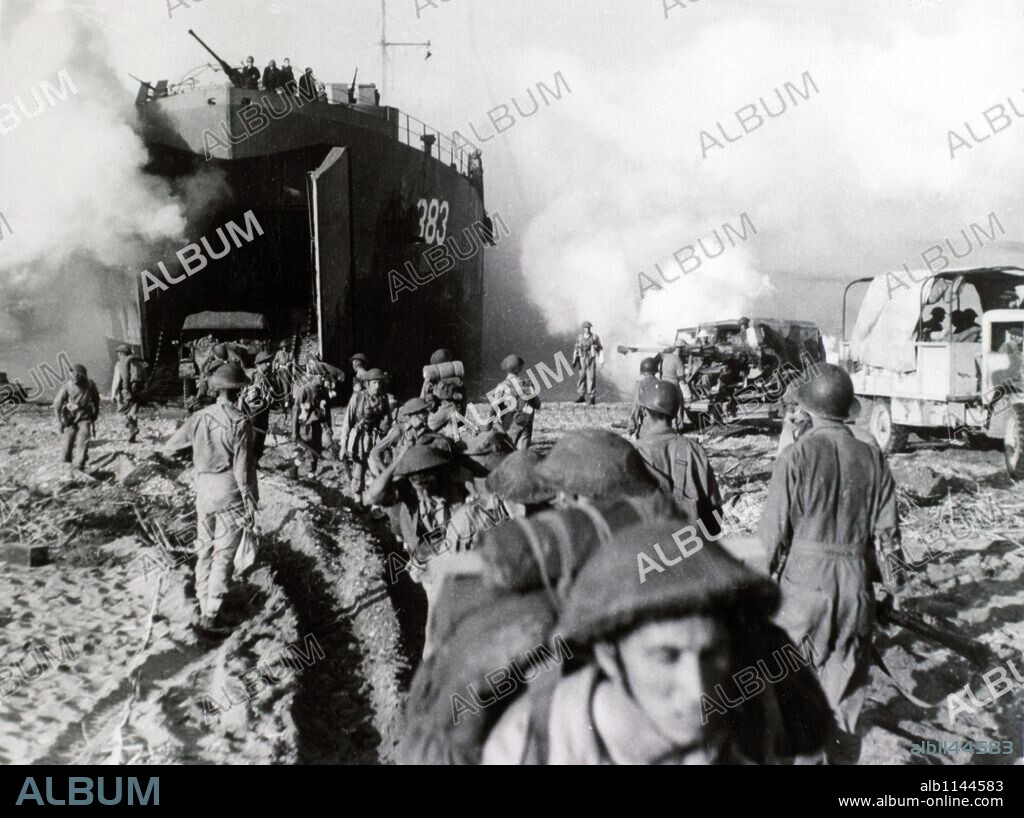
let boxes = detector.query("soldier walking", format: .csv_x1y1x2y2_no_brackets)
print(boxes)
573,321,603,405
164,362,258,638
757,364,901,764
53,364,100,472
369,397,451,476
491,354,541,451
111,344,146,443
421,348,453,405
660,343,688,429
480,518,831,764
339,368,396,500
290,362,333,480
241,350,274,462
633,380,723,535
272,341,294,408
627,357,659,437
348,353,369,398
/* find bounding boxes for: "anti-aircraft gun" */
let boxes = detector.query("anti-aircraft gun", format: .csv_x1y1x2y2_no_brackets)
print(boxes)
188,30,246,89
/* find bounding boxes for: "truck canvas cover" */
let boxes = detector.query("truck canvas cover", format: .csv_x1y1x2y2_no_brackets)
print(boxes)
849,276,934,373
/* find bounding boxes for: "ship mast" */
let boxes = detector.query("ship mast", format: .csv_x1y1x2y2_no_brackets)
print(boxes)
379,0,431,101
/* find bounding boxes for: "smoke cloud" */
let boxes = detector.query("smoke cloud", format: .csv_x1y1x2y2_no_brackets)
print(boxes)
501,1,1024,391
0,0,191,390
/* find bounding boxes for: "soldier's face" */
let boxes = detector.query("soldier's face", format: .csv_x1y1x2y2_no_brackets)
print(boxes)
367,379,381,395
409,470,441,493
601,615,732,749
408,411,427,430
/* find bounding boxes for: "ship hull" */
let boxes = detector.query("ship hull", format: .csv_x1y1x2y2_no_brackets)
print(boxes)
135,86,485,396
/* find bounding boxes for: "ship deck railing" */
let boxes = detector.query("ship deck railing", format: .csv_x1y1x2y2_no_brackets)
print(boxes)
148,78,471,175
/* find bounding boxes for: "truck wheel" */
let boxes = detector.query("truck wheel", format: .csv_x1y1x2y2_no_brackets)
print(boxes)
1003,405,1024,480
869,399,909,454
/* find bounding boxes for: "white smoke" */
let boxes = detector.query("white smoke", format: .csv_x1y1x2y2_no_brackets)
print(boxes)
505,2,1024,391
0,0,189,384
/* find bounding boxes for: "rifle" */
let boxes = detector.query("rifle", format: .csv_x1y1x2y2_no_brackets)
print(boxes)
349,67,359,102
877,596,993,668
188,30,245,88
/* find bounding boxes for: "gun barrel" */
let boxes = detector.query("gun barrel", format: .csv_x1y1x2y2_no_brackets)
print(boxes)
188,29,244,87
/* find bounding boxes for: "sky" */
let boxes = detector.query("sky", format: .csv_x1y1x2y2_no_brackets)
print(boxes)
1,0,1023,392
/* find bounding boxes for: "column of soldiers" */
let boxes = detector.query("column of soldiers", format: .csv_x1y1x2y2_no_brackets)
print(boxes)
50,327,901,763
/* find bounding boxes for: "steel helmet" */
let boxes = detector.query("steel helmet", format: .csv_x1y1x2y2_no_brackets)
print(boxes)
639,357,658,375
640,380,681,417
795,363,860,422
208,361,250,390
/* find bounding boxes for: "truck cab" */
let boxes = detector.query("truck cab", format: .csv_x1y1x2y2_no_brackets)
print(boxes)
841,267,1024,477
177,311,270,402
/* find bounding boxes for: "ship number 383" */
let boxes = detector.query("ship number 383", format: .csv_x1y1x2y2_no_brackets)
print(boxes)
417,198,450,245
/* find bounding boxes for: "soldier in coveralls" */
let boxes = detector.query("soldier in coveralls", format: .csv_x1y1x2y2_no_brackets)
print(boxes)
757,364,901,764
111,344,146,443
573,321,603,404
53,364,100,471
339,368,396,500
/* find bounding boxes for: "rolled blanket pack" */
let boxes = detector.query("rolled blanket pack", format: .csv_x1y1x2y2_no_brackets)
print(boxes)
476,491,678,598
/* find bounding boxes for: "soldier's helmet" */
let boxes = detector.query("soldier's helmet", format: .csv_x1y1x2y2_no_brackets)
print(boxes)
361,368,386,382
536,429,657,500
209,362,250,390
640,380,681,417
395,444,450,477
430,349,452,365
398,397,429,419
115,344,133,356
795,363,860,422
72,364,88,379
462,430,515,474
279,340,289,350
639,357,658,375
581,321,593,329
255,350,274,366
350,352,368,365
501,354,525,375
961,308,978,322
737,317,751,328
485,449,556,506
558,518,779,649
211,342,229,360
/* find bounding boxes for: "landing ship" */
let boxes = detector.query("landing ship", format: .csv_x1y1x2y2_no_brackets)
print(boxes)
118,31,491,397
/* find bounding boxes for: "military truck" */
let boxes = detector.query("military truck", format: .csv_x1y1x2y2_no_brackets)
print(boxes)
620,317,827,427
840,266,1024,477
177,311,271,403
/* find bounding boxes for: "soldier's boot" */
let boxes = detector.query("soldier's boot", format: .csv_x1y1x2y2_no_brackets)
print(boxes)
574,395,586,404
195,613,232,639
589,396,596,406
